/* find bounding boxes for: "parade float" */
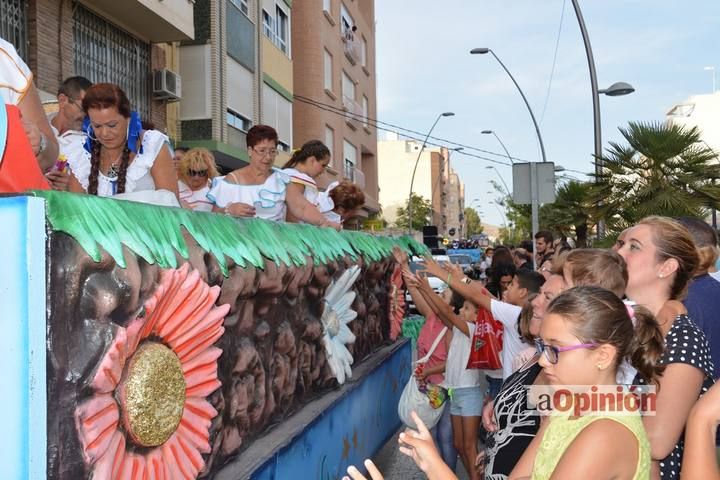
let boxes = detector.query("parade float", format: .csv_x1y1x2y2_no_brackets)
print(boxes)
3,191,422,479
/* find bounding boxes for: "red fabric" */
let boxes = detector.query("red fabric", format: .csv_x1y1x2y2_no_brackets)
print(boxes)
466,291,504,370
0,104,50,192
416,313,449,385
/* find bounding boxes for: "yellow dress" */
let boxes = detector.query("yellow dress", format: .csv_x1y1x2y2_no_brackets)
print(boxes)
531,413,650,479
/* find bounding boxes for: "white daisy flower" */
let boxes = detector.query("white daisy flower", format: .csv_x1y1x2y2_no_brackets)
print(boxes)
321,265,362,384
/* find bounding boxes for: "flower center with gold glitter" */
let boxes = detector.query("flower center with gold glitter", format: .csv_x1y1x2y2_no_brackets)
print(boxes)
118,341,186,447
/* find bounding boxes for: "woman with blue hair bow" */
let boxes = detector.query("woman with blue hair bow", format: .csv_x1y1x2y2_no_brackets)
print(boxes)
67,83,178,206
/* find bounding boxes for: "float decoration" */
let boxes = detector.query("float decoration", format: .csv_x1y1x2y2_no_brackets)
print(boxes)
320,266,362,384
74,264,229,479
33,190,428,276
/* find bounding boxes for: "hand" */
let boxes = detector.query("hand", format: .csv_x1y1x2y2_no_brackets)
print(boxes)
482,399,498,432
343,459,384,480
322,220,342,231
22,118,42,155
442,261,464,281
225,202,256,217
422,259,445,279
475,451,487,476
415,272,433,292
45,169,70,191
402,270,421,289
392,246,410,266
398,411,448,476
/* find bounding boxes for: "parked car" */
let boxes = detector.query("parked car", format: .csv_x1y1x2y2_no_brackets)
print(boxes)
404,260,447,313
449,254,473,276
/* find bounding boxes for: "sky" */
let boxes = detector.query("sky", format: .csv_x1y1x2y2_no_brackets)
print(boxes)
375,0,720,228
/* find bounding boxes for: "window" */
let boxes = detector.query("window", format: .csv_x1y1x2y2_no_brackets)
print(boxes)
361,36,367,67
262,10,274,38
230,0,249,15
362,95,369,127
340,4,354,38
1,0,28,60
325,126,334,155
227,108,252,132
275,6,288,54
263,5,290,55
343,139,357,181
262,84,293,152
323,49,333,91
342,71,355,100
73,4,150,119
323,0,331,13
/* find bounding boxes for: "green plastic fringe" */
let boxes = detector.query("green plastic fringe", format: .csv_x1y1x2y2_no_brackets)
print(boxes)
32,191,429,276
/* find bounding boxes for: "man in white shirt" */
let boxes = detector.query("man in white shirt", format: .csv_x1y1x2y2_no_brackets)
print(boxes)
46,76,92,190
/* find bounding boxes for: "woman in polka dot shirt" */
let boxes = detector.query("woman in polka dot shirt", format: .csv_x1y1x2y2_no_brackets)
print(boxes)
616,216,715,479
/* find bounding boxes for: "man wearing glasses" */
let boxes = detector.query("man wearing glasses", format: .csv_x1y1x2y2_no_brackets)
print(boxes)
47,76,92,190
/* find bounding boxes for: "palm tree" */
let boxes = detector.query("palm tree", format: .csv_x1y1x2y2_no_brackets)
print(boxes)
592,121,720,235
542,181,593,247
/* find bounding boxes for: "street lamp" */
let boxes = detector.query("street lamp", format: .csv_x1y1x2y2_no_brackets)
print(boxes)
481,130,513,164
485,165,510,196
472,47,546,266
407,112,455,234
471,48,547,165
570,0,635,238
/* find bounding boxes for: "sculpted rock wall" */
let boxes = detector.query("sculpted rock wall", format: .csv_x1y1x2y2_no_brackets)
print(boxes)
47,230,399,479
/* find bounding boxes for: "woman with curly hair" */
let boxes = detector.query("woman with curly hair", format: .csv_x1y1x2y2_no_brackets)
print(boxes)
177,147,219,212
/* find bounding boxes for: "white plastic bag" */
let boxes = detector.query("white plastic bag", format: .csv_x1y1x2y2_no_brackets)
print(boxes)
397,326,448,429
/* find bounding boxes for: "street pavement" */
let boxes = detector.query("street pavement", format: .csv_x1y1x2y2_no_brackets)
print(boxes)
373,429,471,480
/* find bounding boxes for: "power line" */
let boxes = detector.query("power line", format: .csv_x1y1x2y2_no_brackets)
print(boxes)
293,95,514,167
294,94,531,163
540,0,567,125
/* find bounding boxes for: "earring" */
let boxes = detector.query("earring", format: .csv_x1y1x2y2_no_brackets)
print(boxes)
596,363,604,370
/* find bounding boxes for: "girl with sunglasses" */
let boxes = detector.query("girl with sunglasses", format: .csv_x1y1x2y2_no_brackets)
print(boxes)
510,286,664,479
177,147,219,212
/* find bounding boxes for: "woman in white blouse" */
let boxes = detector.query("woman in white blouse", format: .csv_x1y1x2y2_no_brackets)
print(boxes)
208,124,338,227
67,83,178,204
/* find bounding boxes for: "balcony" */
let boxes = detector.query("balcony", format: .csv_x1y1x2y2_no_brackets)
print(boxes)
353,167,366,189
342,95,362,128
88,0,195,41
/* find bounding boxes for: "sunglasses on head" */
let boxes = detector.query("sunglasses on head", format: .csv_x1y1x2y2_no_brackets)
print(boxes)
188,169,208,177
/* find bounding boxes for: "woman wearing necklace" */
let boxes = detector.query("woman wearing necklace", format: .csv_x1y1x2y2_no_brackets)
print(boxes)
67,83,178,203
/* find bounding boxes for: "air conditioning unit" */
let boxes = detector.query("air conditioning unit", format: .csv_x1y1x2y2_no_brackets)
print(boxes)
153,69,181,101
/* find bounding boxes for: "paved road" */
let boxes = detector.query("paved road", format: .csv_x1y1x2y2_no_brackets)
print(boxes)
373,429,471,480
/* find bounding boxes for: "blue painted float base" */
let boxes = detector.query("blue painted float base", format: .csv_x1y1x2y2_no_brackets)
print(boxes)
214,339,411,480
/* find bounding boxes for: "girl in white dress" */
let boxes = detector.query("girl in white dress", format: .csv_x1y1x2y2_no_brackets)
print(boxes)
282,140,331,223
67,83,178,205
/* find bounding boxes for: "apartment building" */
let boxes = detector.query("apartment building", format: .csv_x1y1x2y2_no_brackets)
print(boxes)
0,0,193,138
179,0,293,169
666,91,720,153
378,136,465,237
291,0,380,215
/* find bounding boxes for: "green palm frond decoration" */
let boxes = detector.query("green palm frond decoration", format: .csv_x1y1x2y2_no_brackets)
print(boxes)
32,191,428,275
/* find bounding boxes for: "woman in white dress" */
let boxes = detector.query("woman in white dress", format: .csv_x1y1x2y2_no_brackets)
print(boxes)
177,147,218,212
67,83,178,205
208,125,338,227
282,139,331,223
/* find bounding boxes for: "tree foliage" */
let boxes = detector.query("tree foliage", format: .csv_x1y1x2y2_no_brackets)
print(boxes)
591,121,720,235
464,207,484,236
395,193,433,231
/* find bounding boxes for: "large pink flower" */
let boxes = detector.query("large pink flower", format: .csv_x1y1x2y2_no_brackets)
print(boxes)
74,264,229,479
388,264,406,341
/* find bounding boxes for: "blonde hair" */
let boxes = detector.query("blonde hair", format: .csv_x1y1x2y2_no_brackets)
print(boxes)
639,216,699,300
518,293,538,344
562,249,628,298
178,148,220,185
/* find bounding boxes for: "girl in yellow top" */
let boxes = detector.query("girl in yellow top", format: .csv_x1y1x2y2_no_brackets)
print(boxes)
511,286,665,480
